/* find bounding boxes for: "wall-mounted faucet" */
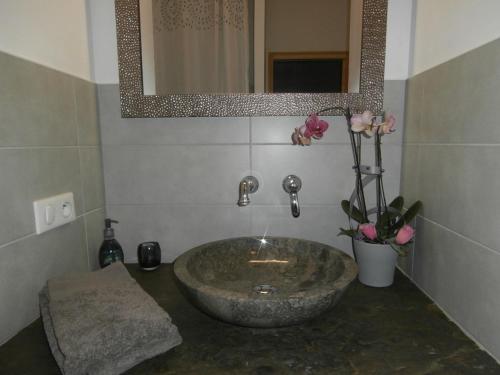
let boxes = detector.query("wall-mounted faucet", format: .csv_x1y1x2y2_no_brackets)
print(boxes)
237,176,259,206
282,175,302,218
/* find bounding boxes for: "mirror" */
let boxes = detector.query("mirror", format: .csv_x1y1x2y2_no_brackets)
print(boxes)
115,0,387,117
139,0,362,95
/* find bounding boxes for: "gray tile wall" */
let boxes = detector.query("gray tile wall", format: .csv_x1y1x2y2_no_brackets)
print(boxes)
0,52,105,344
98,80,406,263
401,38,500,360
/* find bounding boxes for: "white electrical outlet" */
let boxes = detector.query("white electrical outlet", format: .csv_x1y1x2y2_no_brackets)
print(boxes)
33,192,76,234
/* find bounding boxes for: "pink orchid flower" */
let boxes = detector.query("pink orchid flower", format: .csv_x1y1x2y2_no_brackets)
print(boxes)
361,110,375,124
359,223,377,241
291,128,300,145
378,114,396,135
350,110,375,136
304,114,329,139
395,225,415,245
291,127,311,146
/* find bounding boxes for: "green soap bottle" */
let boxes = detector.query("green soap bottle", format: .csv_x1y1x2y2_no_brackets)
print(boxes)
98,218,124,268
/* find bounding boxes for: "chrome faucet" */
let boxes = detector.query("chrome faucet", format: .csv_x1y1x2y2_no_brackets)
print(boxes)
282,175,302,217
237,176,259,206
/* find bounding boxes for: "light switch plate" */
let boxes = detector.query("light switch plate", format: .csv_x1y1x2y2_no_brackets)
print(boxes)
33,192,76,234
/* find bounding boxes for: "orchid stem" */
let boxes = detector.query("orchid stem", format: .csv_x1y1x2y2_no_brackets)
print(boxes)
375,130,382,222
315,106,347,116
343,108,367,223
316,106,368,223
354,132,368,221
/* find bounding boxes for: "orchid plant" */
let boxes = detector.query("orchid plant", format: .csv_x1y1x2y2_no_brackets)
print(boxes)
292,107,422,255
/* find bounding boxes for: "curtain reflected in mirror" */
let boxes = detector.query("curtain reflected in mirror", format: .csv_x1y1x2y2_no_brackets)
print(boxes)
144,0,250,94
140,0,362,95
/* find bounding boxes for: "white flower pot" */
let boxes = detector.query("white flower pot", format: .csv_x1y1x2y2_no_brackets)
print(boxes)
353,240,398,287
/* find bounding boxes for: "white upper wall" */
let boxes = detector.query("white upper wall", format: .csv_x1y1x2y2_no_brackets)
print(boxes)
89,0,415,84
0,0,416,83
384,0,413,80
0,0,92,80
411,0,500,76
88,0,119,84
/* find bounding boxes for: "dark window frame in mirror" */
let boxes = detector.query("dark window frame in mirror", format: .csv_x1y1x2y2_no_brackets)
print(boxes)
268,51,349,94
115,0,387,117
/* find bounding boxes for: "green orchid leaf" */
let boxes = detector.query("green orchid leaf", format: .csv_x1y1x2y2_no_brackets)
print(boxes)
391,218,405,233
387,209,401,218
389,196,404,212
341,200,367,223
403,200,422,223
338,228,358,238
394,200,423,228
376,211,391,239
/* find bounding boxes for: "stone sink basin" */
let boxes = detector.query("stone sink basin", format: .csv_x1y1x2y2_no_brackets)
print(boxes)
174,237,358,327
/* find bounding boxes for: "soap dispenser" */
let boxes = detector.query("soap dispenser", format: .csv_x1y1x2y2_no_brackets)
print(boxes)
99,219,124,268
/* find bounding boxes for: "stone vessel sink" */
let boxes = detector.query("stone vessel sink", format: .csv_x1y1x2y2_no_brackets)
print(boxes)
174,237,358,327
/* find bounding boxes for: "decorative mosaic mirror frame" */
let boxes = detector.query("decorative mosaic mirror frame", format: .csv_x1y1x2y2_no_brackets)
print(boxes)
115,0,387,117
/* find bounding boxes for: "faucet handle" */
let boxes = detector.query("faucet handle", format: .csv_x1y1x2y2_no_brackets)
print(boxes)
282,175,302,193
283,175,302,218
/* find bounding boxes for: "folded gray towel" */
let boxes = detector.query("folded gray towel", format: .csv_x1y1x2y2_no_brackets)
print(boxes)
39,262,182,375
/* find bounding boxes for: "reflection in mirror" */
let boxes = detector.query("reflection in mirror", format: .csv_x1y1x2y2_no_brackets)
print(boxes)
140,0,362,95
116,0,386,117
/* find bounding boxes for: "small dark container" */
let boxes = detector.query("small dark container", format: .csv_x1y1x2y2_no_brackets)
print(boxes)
137,242,161,271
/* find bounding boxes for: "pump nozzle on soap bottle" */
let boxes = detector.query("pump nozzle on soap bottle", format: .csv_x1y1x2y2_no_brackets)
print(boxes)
99,218,124,268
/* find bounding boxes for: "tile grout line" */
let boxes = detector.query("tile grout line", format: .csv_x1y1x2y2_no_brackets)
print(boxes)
249,118,254,233
97,142,403,147
99,142,351,146
82,214,91,271
418,214,500,256
106,203,341,209
0,208,104,251
0,233,37,251
77,146,91,270
0,145,99,150
405,143,500,147
95,87,109,220
404,272,500,364
105,203,344,207
73,78,81,149
249,118,253,171
101,143,251,147
72,79,92,271
83,207,105,216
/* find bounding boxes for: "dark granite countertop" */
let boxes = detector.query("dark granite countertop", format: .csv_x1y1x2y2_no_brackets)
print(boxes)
0,264,498,374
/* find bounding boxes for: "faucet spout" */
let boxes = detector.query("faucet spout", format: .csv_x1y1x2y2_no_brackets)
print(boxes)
282,175,302,218
238,180,250,206
237,176,259,207
289,191,300,218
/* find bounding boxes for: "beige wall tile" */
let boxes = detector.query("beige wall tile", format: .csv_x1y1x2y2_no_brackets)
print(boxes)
402,37,500,361
84,208,106,271
80,147,105,212
106,205,252,262
103,145,250,205
0,51,77,147
0,148,83,244
413,217,500,360
0,53,104,345
75,78,100,146
0,219,87,344
416,145,500,252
